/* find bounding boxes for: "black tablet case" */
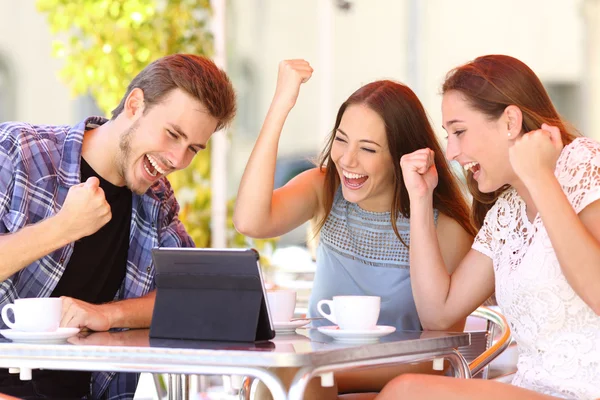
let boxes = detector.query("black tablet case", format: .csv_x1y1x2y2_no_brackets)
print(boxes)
149,248,275,342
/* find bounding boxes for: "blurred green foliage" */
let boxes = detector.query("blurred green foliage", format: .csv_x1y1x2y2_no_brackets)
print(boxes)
37,0,214,115
37,0,277,256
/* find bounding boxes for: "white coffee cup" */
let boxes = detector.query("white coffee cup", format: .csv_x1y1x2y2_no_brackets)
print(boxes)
317,295,381,330
266,290,296,323
1,297,63,332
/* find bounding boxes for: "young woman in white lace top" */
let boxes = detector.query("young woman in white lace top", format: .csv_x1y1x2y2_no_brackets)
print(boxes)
377,55,600,400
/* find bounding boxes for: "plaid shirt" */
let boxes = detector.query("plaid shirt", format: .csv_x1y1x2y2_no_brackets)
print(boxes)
0,117,194,399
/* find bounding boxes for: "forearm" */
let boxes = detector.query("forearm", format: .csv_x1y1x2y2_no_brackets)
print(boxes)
0,214,73,281
234,102,292,234
527,172,600,313
408,197,453,329
103,291,156,329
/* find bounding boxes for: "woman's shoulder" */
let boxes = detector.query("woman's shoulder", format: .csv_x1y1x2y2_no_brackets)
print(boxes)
294,166,326,180
558,136,600,169
565,136,599,149
556,137,600,186
286,167,327,196
556,137,600,212
295,167,337,224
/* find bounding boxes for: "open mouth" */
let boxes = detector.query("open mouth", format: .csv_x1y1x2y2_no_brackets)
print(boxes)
463,162,481,179
143,154,167,178
342,170,368,189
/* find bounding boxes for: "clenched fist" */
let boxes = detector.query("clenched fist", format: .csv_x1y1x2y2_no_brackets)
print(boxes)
272,59,313,111
400,148,439,199
508,123,563,187
58,177,112,242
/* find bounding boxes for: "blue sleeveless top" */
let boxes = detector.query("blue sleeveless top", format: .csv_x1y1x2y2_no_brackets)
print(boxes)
308,188,438,330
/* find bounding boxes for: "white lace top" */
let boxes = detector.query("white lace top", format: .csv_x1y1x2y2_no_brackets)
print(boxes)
473,137,600,399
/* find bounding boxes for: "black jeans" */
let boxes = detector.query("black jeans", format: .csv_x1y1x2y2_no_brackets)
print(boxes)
0,369,90,400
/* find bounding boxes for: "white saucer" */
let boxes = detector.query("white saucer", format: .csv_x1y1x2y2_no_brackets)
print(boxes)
317,325,396,343
0,327,81,344
274,319,310,334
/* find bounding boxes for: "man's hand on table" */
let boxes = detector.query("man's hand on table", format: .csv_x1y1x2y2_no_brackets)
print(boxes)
60,296,112,331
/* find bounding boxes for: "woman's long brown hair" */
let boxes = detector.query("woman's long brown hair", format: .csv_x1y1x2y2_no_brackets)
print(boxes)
315,80,477,242
442,55,579,228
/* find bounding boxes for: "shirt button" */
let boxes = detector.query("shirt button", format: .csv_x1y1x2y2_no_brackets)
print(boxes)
147,266,151,272
59,258,65,263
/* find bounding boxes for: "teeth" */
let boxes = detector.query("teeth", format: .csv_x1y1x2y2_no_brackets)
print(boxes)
146,155,166,175
342,170,367,179
463,162,479,172
143,162,157,177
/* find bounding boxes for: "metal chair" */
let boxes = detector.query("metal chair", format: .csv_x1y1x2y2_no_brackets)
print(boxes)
458,306,512,379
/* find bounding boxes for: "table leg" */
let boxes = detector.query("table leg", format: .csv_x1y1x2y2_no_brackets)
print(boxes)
167,374,176,400
153,374,167,399
166,375,190,400
174,375,180,400
181,375,190,399
169,374,183,399
159,368,285,400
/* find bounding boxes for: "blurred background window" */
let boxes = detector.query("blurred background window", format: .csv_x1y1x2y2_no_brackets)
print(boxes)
0,56,15,122
546,82,583,130
74,94,104,121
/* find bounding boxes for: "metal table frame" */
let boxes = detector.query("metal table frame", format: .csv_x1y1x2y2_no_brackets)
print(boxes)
0,329,470,400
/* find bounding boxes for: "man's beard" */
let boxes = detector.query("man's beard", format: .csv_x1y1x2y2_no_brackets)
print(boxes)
117,120,147,195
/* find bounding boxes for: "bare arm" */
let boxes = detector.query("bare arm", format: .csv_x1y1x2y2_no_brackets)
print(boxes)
433,212,476,332
0,177,111,282
101,290,156,328
401,149,495,330
436,212,474,276
0,215,75,281
234,60,319,238
61,291,156,331
410,196,495,330
526,172,600,314
510,126,600,315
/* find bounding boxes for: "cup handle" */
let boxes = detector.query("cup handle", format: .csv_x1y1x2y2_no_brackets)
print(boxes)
316,300,336,324
1,304,16,329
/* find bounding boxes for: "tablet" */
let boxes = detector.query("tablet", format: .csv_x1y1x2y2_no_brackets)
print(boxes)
149,248,275,342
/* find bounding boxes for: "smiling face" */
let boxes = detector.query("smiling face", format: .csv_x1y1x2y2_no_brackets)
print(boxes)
330,104,395,212
442,90,518,193
116,88,219,194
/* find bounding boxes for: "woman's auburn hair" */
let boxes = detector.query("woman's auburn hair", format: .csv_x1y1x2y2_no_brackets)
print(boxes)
442,54,579,228
314,80,477,244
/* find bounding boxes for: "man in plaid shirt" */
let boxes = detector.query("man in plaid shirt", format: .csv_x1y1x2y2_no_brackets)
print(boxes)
0,54,236,399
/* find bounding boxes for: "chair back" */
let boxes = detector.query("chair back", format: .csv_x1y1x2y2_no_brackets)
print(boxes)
458,306,511,378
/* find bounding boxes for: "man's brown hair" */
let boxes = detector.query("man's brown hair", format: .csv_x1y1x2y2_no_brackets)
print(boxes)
112,54,236,131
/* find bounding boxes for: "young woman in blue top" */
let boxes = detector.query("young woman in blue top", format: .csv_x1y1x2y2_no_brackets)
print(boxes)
234,60,476,399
